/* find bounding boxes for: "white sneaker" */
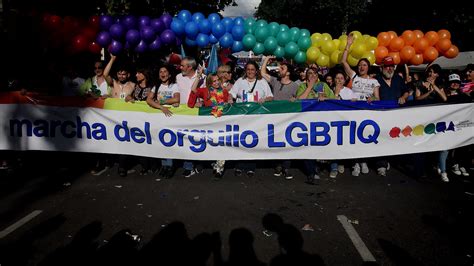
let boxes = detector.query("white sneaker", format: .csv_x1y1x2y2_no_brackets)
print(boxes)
313,173,321,180
352,163,360,177
329,170,338,178
361,162,369,174
377,167,387,176
440,172,449,182
437,167,441,175
337,165,345,174
451,164,462,175
459,167,470,176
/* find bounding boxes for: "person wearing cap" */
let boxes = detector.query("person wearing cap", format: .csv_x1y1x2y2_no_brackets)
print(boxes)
376,56,410,105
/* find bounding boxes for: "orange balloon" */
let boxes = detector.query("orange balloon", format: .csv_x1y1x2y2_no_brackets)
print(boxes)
438,29,451,40
377,32,391,47
444,45,459,58
424,31,439,46
387,31,398,41
410,53,424,65
375,46,389,61
389,37,405,52
401,30,416,46
388,52,401,65
423,46,439,63
413,30,424,40
413,37,429,53
400,46,416,62
436,38,451,52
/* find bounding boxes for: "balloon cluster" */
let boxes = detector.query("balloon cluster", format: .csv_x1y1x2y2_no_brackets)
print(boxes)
41,14,101,54
241,19,312,64
170,10,246,53
375,29,459,66
96,14,175,55
307,31,378,67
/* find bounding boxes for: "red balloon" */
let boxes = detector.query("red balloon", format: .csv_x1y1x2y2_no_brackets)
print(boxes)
82,27,98,42
444,45,459,58
89,42,102,54
48,15,62,31
89,15,100,30
71,34,88,53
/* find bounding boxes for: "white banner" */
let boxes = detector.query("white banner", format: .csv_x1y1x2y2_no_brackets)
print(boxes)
1,103,473,160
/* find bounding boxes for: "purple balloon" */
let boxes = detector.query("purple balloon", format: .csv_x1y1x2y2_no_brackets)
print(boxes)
150,18,165,33
175,37,182,46
160,29,176,45
96,31,112,47
135,40,148,53
149,37,162,51
140,26,156,43
160,13,173,29
109,23,124,39
122,15,137,29
99,15,113,31
126,29,140,46
138,16,150,27
109,40,123,55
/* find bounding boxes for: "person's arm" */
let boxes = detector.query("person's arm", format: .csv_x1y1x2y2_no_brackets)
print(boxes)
146,90,173,116
341,34,356,79
187,88,201,108
430,80,447,102
125,94,134,103
163,92,180,105
103,55,116,86
260,55,274,82
259,79,274,103
297,78,316,99
372,86,380,101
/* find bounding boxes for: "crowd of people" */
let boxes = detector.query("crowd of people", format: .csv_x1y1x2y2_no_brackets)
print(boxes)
1,41,473,184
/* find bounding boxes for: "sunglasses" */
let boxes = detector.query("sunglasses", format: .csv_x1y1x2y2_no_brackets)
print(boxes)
94,66,103,69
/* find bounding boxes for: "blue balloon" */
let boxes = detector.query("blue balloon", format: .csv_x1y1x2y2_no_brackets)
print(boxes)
209,34,219,44
150,18,165,33
109,40,123,55
219,33,233,48
96,31,111,47
232,41,244,52
208,13,221,24
140,26,156,43
149,37,162,51
221,17,234,32
233,17,245,26
198,19,212,34
138,16,150,27
160,13,173,29
184,21,199,39
212,22,226,38
231,25,245,41
99,15,113,31
109,23,124,39
185,37,197,47
170,18,185,36
192,12,205,23
196,33,210,47
122,15,136,30
135,40,148,53
160,29,176,45
178,10,192,23
125,29,140,46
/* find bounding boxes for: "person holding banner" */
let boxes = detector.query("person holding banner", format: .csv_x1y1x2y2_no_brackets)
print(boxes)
342,33,380,177
217,64,234,92
80,60,111,97
147,64,180,178
188,66,233,179
415,64,447,103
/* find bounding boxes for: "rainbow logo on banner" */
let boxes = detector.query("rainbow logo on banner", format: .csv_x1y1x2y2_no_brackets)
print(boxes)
389,121,455,138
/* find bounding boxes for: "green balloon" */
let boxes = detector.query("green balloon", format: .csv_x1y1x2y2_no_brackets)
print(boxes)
300,29,311,38
253,42,265,55
245,18,256,33
268,22,280,36
255,19,268,28
242,34,256,50
279,24,289,32
289,27,301,42
276,31,291,46
294,50,307,64
264,36,278,53
255,26,269,43
297,36,312,51
284,42,299,58
274,46,285,58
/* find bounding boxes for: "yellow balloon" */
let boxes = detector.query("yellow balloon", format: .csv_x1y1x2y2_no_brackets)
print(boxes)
316,53,330,67
362,34,371,40
306,46,320,62
338,39,347,51
362,51,376,65
321,33,332,42
332,39,341,49
331,50,342,65
350,41,367,59
347,55,359,67
339,34,348,41
310,33,322,46
350,31,362,40
321,40,336,55
365,36,378,51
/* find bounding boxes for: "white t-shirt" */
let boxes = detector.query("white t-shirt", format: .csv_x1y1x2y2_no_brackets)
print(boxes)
93,76,109,96
151,83,180,102
177,72,199,104
231,78,273,103
350,73,380,100
338,86,356,100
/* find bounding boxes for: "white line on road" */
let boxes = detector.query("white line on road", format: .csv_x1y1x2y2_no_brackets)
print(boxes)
337,215,376,262
0,210,43,239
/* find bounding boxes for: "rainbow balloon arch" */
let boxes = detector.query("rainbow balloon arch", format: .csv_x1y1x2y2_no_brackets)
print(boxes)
40,10,460,67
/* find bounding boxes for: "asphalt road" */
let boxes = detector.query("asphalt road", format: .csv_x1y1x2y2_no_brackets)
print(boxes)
0,151,473,265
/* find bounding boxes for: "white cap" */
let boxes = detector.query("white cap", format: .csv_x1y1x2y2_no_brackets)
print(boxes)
448,74,461,82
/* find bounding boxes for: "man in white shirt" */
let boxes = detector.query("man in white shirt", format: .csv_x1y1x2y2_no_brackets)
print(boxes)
177,56,203,104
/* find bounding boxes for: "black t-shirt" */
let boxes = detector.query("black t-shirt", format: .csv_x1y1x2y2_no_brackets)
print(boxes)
376,74,407,101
